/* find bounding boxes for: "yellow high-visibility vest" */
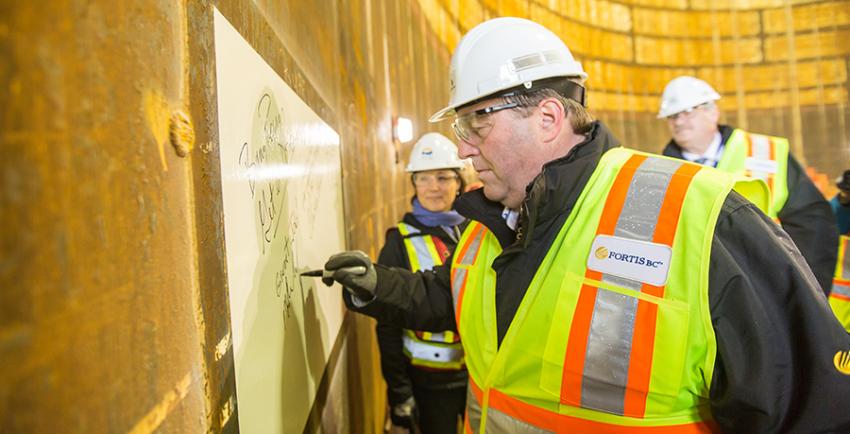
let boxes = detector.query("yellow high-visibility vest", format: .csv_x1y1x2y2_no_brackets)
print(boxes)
398,222,465,370
829,235,850,332
716,129,789,219
451,148,767,433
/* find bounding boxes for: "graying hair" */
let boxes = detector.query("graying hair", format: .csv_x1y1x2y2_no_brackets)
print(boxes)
503,85,594,134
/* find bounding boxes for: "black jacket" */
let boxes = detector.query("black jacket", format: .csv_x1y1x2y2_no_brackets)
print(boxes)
375,213,467,406
663,125,838,293
348,122,850,433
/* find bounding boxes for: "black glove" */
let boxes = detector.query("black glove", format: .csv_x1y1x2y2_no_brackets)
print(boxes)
322,250,377,300
390,396,417,429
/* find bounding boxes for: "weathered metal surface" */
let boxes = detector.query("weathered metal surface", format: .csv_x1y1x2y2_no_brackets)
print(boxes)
2,0,849,433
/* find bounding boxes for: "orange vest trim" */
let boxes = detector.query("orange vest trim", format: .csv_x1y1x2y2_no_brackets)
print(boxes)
561,154,702,418
469,380,718,434
745,133,776,204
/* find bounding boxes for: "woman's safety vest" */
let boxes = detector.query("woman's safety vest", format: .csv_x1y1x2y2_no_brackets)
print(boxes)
716,129,789,219
451,148,767,433
829,235,850,332
398,222,465,370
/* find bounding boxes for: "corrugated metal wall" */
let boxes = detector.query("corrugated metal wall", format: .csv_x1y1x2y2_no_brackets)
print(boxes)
1,0,847,432
420,0,850,179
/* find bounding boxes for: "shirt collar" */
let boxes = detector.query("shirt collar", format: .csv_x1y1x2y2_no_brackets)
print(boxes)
681,132,723,166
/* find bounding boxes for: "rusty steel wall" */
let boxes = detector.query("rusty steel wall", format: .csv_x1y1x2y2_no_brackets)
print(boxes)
6,0,846,432
1,0,214,432
1,0,452,432
419,0,850,181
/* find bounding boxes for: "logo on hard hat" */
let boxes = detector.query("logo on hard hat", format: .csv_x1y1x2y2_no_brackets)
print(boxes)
835,350,850,375
594,247,609,260
421,147,433,157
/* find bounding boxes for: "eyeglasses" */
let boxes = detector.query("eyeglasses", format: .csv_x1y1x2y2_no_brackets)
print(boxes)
451,101,519,144
413,173,459,187
666,103,711,121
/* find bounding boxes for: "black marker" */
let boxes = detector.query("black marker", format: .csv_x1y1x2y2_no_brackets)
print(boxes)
300,266,366,278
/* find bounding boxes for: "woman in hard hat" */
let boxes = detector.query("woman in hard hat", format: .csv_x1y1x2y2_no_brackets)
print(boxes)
376,132,468,434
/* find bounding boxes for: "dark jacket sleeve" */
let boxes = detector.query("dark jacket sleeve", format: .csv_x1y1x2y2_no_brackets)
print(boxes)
375,228,414,405
777,154,838,293
709,192,850,433
344,258,456,332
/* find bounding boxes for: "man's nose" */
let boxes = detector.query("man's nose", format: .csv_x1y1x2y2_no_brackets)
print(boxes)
457,139,477,159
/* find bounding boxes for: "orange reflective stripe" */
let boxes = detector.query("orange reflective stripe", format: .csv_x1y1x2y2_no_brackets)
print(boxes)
832,292,850,302
561,272,601,405
623,162,701,417
470,380,718,434
561,154,647,406
457,223,485,265
453,223,486,328
746,133,776,201
766,136,775,194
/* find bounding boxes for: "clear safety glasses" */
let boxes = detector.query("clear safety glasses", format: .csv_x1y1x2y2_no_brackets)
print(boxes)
666,102,712,121
412,173,459,187
451,101,519,144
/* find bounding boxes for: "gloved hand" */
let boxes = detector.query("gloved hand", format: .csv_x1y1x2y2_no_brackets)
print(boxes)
322,250,377,300
390,396,417,429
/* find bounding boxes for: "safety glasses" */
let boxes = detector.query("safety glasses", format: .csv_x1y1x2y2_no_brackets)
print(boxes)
666,102,711,121
451,101,519,144
412,172,459,187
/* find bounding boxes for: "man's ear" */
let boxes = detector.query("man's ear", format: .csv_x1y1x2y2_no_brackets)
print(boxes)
538,98,566,142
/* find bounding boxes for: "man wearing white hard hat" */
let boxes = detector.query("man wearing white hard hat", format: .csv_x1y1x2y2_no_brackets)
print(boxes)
321,18,850,433
375,132,468,434
659,76,837,293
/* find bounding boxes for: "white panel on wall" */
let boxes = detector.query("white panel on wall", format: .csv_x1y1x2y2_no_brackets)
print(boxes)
213,8,347,433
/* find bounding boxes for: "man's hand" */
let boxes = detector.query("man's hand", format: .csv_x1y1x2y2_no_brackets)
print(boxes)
390,396,417,429
322,250,377,300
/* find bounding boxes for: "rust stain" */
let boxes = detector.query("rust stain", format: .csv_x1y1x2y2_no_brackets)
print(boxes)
127,370,193,434
143,90,172,171
169,110,195,157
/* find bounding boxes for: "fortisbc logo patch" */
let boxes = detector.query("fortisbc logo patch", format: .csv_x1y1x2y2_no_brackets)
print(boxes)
587,235,672,286
594,247,609,260
421,147,433,157
835,350,850,375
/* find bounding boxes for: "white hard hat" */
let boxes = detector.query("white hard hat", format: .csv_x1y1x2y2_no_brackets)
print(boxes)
405,133,467,172
429,17,588,122
657,76,721,119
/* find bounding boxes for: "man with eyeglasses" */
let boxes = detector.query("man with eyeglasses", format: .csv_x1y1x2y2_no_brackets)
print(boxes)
659,76,838,293
320,18,850,433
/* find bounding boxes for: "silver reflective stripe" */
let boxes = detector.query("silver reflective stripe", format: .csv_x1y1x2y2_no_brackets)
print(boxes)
398,222,420,235
750,134,772,161
402,335,463,363
842,238,850,280
466,385,554,434
512,50,563,72
452,269,467,300
429,331,446,342
459,227,485,265
748,134,773,180
834,281,850,298
408,235,436,271
452,268,467,311
487,407,554,433
467,386,482,433
581,157,683,415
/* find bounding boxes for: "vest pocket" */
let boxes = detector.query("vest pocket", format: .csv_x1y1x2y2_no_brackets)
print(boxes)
540,272,691,417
